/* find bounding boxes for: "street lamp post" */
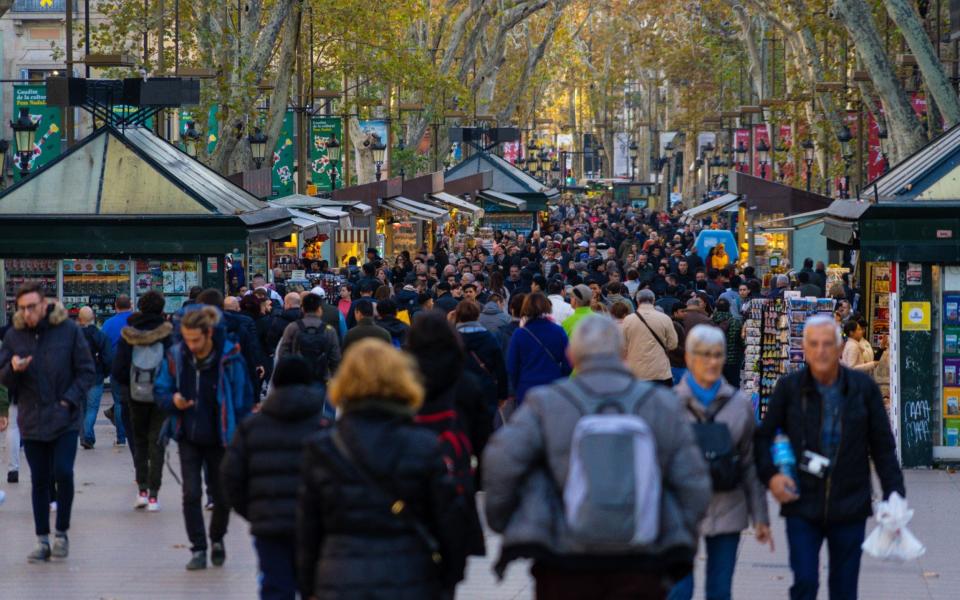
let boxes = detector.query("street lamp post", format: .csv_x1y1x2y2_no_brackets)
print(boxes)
371,136,386,181
595,140,604,178
735,141,748,172
756,138,770,180
11,108,38,179
551,160,560,186
664,141,675,206
702,141,714,190
629,140,639,181
247,127,268,169
802,139,815,193
837,126,853,198
538,149,549,181
182,121,202,159
325,136,341,190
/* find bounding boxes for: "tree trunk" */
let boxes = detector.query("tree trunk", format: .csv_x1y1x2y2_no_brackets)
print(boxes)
258,3,301,176
884,0,960,127
833,0,926,162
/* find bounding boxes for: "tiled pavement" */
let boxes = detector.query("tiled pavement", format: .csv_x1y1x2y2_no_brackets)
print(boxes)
1,405,959,599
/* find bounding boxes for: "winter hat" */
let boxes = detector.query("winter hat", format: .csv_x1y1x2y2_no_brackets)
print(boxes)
572,284,593,303
272,356,314,388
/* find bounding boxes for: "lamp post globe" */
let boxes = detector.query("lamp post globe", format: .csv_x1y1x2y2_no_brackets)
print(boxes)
247,127,268,169
11,107,38,178
182,121,202,159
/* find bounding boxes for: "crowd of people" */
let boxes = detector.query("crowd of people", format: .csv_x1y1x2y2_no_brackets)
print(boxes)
0,195,904,600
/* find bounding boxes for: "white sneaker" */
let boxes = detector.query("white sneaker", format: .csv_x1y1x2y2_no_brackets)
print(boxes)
147,498,160,512
50,501,57,512
135,492,149,510
0,489,6,506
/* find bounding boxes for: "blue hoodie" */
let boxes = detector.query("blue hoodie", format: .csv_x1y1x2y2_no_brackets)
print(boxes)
155,333,253,446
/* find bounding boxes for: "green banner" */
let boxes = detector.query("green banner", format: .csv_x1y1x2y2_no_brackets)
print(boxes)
12,84,61,181
178,106,219,154
309,116,342,191
271,110,295,197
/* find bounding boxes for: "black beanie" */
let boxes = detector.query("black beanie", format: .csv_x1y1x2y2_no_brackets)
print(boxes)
272,356,314,387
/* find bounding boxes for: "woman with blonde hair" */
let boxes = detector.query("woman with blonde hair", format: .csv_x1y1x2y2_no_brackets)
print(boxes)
297,339,466,600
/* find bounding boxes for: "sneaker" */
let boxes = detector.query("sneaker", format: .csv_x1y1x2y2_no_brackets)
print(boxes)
27,541,51,563
147,497,160,512
50,501,57,512
185,550,207,571
205,500,214,511
210,542,225,567
135,491,149,510
6,470,17,484
0,489,5,506
80,440,94,450
115,440,126,447
51,533,68,559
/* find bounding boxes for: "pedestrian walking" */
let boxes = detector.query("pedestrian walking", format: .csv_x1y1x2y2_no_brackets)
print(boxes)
506,292,572,405
297,338,467,599
78,306,113,449
100,294,133,444
276,292,341,399
155,306,255,570
221,356,326,600
667,325,771,600
0,284,96,562
711,298,745,387
622,289,678,387
841,320,877,374
111,291,174,511
483,315,710,599
452,300,508,418
560,284,594,337
754,315,905,600
342,298,391,352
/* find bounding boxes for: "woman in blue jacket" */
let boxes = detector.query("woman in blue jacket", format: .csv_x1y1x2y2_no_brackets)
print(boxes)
506,292,572,404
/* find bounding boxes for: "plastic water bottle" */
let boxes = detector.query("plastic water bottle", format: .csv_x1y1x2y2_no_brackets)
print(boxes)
771,431,798,489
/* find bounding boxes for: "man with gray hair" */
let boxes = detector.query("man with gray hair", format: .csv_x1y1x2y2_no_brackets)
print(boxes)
484,314,710,598
754,314,904,600
622,289,678,387
765,274,790,300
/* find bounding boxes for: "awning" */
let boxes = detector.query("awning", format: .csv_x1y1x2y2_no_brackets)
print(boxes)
239,206,295,243
821,200,872,246
313,199,373,216
384,197,451,223
478,190,528,210
756,208,828,228
337,228,370,245
287,208,337,239
430,192,483,215
680,193,741,222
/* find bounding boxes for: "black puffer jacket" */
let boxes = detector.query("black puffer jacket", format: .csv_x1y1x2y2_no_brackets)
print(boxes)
0,303,95,442
111,313,174,401
221,384,325,539
297,403,467,600
755,366,905,524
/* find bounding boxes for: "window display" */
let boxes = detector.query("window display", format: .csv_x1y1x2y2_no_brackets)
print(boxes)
62,258,131,321
3,259,58,317
134,259,199,314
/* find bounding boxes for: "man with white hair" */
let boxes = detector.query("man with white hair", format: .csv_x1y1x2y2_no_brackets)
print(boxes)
622,289,678,387
754,314,905,600
484,315,710,598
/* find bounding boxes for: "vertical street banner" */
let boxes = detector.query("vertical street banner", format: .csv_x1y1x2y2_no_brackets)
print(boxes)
12,84,61,181
178,106,219,154
271,110,295,197
309,116,342,192
359,119,390,178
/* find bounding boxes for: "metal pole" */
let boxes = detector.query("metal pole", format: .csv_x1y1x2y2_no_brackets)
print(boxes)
174,0,179,74
746,198,756,267
84,0,90,78
65,0,74,147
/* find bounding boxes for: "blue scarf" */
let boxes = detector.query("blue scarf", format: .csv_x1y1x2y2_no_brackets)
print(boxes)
685,374,722,408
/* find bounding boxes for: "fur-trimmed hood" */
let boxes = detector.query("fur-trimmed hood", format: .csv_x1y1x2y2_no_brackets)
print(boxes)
13,301,68,330
121,320,173,346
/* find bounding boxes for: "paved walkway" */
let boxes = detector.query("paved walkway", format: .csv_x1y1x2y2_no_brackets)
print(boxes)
1,408,958,599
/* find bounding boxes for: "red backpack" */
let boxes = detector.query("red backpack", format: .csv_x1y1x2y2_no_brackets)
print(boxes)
414,409,474,495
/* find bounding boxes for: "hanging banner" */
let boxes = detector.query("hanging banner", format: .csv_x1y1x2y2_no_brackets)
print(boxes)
178,105,219,154
752,124,771,180
271,110,296,197
308,116,342,192
12,84,61,181
358,119,390,179
867,110,884,184
502,141,520,165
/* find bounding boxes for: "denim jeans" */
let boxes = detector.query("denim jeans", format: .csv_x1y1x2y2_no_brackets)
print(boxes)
254,536,297,600
179,440,229,552
114,398,127,444
6,403,20,472
667,533,741,600
786,516,866,600
82,384,104,445
23,431,79,535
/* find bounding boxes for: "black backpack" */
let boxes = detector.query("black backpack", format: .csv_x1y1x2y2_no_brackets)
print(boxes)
689,398,741,492
293,320,333,381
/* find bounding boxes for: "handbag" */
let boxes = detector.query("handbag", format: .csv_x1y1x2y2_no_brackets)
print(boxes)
331,428,443,566
520,325,565,370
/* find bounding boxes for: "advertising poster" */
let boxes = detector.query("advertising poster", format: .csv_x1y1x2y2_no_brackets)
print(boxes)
12,84,62,181
309,116,342,192
944,388,960,418
945,294,960,325
944,326,960,356
502,141,520,165
901,301,931,331
271,110,296,197
178,106,219,154
944,358,960,386
359,119,389,178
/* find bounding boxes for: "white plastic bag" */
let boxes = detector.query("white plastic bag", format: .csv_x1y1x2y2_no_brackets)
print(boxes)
861,492,926,561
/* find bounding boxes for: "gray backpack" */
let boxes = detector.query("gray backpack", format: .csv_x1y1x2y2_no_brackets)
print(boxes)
556,379,661,550
130,342,164,403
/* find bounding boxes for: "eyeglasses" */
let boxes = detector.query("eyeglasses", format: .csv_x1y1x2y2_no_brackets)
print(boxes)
16,301,43,313
693,350,725,361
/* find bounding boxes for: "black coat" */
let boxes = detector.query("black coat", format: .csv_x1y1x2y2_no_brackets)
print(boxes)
755,366,905,524
459,326,509,405
297,404,467,599
264,308,301,356
111,313,174,401
221,384,325,539
0,303,95,442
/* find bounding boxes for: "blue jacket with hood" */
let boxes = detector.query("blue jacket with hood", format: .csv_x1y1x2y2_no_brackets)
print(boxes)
155,327,254,446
